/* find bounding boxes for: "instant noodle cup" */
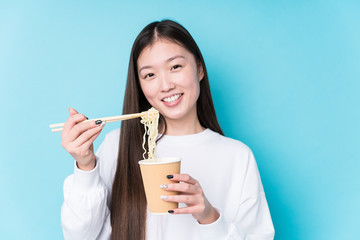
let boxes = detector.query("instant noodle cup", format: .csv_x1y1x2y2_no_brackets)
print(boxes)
138,157,181,214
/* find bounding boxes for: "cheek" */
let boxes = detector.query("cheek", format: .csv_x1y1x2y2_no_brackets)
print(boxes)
192,81,201,100
140,82,158,102
182,72,201,96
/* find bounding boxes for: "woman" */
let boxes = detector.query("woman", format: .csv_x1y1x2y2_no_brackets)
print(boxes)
61,20,275,240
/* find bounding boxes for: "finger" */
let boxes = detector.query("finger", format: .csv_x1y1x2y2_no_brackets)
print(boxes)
81,129,102,150
73,123,105,147
66,120,101,142
69,107,89,121
164,182,199,194
168,206,199,215
69,107,78,116
62,113,87,135
161,194,200,205
168,174,198,185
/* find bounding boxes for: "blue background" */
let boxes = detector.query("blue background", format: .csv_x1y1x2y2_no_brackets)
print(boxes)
1,0,359,239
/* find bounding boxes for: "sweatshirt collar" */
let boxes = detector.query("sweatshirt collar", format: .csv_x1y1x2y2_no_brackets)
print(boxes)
157,128,218,146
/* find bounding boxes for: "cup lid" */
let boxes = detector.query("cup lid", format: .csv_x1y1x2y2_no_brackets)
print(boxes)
138,157,181,165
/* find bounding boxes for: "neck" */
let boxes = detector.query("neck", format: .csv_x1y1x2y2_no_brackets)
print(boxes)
162,117,205,136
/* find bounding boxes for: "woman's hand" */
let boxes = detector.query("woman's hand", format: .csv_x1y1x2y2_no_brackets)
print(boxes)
61,107,105,171
161,174,220,224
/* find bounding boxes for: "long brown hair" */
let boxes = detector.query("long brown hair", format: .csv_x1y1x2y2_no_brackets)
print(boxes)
110,19,224,240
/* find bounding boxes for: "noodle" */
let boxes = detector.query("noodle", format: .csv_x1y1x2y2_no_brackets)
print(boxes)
140,107,159,161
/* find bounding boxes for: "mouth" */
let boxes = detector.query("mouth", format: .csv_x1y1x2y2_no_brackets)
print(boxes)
161,93,184,103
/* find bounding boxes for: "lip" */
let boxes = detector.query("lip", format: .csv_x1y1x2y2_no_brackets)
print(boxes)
162,93,184,107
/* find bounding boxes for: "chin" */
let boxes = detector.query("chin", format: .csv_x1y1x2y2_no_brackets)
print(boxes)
162,109,197,122
162,113,184,121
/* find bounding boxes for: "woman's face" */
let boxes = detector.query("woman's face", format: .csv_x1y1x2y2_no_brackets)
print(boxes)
137,39,204,124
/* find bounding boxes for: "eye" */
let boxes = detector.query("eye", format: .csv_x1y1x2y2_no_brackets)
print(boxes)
171,65,181,70
144,73,155,79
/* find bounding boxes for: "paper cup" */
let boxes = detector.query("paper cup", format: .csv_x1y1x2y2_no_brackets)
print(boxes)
138,157,181,214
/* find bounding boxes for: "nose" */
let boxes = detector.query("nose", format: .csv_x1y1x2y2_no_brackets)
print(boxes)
159,72,175,92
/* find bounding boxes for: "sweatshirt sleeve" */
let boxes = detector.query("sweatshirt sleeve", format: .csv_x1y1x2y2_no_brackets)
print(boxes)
198,149,275,240
61,132,118,240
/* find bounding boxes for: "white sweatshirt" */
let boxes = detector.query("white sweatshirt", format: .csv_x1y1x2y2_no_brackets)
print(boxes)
61,128,275,240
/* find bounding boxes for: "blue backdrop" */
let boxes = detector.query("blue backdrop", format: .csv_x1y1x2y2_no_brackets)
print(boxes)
1,0,359,239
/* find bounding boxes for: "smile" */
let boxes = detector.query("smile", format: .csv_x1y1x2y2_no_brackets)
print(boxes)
162,93,183,103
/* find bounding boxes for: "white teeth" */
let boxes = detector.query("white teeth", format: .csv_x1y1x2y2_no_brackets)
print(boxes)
163,94,182,103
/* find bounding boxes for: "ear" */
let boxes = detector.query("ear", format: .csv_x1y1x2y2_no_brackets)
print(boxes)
198,63,204,82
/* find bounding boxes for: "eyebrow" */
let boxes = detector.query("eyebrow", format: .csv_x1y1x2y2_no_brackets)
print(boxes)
138,55,186,73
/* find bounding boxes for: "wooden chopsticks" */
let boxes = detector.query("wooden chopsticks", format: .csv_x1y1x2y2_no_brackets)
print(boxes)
49,112,144,132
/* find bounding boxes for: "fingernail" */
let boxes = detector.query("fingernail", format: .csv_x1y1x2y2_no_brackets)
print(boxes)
166,175,173,179
168,210,174,214
95,120,102,125
85,116,89,120
160,195,168,200
100,121,106,127
160,184,168,189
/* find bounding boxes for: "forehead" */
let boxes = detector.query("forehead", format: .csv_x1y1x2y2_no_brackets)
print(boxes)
137,39,194,67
